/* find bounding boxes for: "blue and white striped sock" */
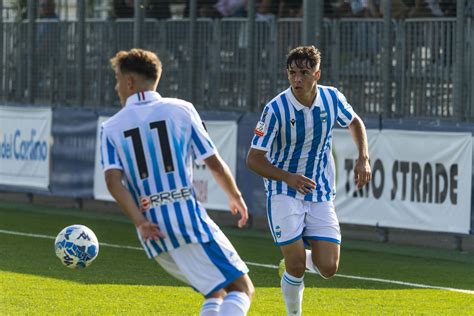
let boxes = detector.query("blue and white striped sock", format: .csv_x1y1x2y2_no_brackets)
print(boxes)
281,271,304,316
200,298,223,316
219,291,251,316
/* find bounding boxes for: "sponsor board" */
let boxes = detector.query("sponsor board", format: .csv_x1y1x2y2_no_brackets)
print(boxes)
333,129,471,234
94,118,237,212
0,106,52,189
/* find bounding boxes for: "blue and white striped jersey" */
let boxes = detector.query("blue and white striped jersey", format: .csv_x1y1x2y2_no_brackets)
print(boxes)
100,91,219,258
251,85,356,202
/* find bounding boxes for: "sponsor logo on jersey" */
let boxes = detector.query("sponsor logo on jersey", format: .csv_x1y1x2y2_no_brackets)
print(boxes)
140,187,193,210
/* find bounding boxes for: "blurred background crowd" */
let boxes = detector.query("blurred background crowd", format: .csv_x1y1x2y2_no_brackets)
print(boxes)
12,0,466,21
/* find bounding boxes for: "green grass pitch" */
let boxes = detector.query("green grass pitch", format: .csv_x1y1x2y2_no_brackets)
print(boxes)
0,201,473,315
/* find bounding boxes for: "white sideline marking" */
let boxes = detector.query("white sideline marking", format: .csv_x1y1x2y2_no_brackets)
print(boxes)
1,228,473,295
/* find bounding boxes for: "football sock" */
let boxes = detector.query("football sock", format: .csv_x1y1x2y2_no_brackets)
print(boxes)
281,271,304,316
219,291,251,315
200,298,223,316
305,249,327,279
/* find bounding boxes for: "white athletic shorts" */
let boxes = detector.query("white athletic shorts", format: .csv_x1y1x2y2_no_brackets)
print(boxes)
154,229,249,297
266,194,341,246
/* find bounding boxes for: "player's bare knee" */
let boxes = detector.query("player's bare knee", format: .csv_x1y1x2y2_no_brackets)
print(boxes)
241,276,255,299
318,262,338,278
226,275,254,299
207,289,226,299
286,261,306,278
246,281,255,300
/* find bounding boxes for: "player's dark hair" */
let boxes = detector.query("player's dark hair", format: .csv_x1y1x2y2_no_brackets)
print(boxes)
110,49,162,82
286,46,321,70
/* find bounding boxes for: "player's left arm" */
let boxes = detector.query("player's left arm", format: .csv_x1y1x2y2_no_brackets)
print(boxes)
187,105,247,227
204,153,248,228
348,114,372,189
105,169,164,241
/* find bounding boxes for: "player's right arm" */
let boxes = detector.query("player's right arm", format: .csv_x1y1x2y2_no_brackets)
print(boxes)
187,104,248,228
100,124,163,241
246,104,315,195
246,148,315,195
205,154,248,228
104,169,164,241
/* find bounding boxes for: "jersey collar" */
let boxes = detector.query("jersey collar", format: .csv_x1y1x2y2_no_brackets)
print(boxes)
125,91,162,107
286,86,321,111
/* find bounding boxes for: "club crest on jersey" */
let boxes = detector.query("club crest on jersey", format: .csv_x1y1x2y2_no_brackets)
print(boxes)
320,111,328,122
275,225,282,238
255,121,265,136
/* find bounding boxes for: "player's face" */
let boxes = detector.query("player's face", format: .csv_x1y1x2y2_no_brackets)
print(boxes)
114,69,130,106
287,60,320,97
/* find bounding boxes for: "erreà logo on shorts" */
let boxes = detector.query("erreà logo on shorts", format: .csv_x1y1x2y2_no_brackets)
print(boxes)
140,187,192,211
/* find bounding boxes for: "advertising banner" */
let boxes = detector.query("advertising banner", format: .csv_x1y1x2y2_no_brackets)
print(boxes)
0,106,52,189
192,121,237,211
333,129,472,234
93,116,113,201
94,118,238,211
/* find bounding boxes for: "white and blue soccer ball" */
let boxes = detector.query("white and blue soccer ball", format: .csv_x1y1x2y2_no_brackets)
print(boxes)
54,224,99,269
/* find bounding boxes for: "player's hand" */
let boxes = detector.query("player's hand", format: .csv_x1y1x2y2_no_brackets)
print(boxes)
285,173,316,195
137,221,165,241
229,195,248,228
354,158,372,189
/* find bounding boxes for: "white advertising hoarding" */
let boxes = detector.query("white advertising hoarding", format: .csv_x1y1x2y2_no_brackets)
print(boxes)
0,106,52,189
333,129,472,234
93,116,113,201
94,118,237,212
192,121,237,211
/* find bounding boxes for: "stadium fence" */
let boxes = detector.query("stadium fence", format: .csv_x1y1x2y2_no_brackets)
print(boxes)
0,1,473,121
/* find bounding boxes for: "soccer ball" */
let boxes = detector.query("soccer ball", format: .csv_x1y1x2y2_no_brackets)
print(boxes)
54,224,99,269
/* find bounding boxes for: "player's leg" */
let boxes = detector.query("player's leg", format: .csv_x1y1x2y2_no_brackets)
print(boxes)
211,229,253,316
219,274,254,316
201,289,226,316
307,240,340,278
279,239,306,316
178,228,252,316
155,233,251,316
303,200,341,278
280,239,306,277
267,194,307,316
155,253,225,315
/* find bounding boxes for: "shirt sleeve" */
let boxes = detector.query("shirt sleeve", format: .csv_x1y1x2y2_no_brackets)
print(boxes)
100,124,123,172
250,104,279,152
335,89,356,127
189,107,217,164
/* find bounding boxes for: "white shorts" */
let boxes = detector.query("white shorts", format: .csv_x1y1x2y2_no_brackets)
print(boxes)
154,229,249,297
267,194,341,246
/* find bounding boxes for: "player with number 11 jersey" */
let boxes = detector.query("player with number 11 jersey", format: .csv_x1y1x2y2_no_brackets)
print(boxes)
100,49,253,315
101,91,218,256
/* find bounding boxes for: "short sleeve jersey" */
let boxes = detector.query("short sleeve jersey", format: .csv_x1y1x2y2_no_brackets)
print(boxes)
251,85,356,202
100,91,218,257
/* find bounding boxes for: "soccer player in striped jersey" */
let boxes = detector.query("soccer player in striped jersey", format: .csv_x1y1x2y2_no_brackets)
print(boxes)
247,46,371,316
101,49,254,316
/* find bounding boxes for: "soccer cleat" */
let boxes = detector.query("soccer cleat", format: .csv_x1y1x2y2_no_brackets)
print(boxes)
278,258,285,278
